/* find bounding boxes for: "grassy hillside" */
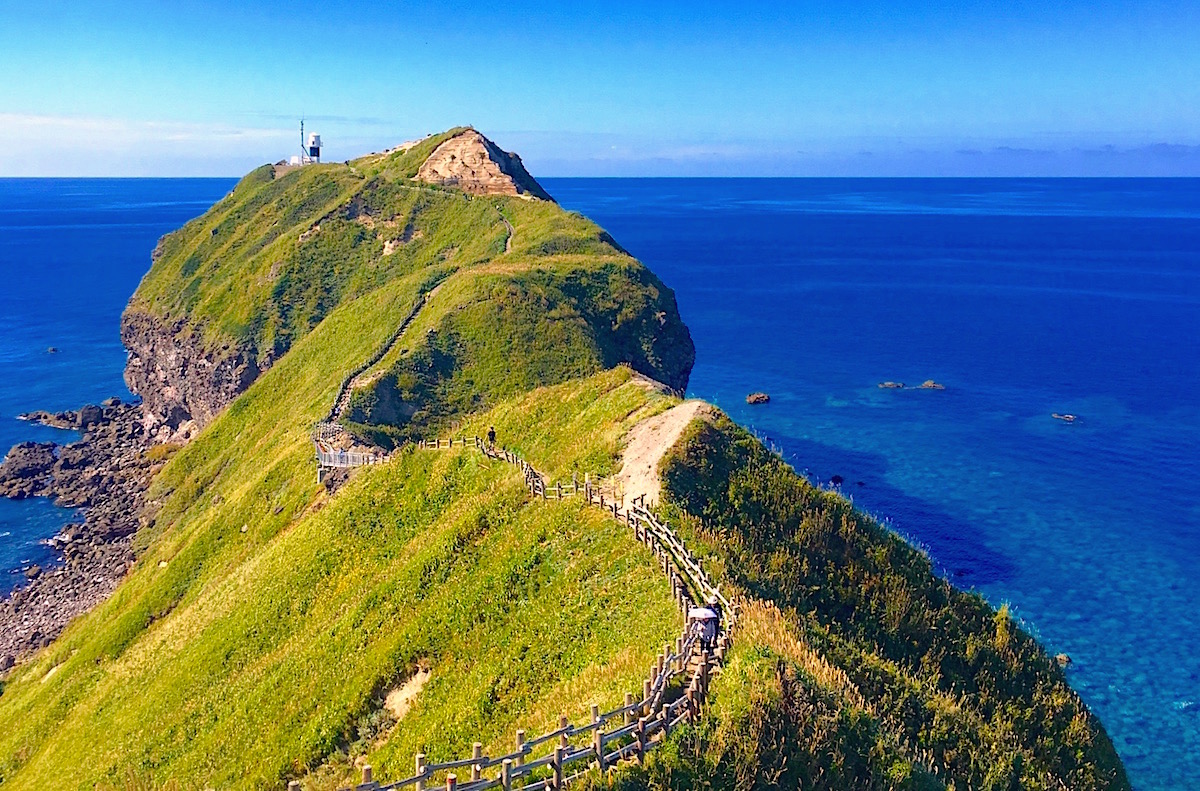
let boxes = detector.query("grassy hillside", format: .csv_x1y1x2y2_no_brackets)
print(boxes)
0,359,679,790
127,128,693,439
591,413,1128,791
0,129,1128,791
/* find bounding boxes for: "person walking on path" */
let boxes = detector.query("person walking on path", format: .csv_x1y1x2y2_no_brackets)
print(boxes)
487,425,497,450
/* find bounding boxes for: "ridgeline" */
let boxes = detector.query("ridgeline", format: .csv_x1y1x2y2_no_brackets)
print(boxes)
0,129,1127,791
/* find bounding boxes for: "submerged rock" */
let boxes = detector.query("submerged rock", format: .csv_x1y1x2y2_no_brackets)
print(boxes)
878,381,905,389
746,392,770,405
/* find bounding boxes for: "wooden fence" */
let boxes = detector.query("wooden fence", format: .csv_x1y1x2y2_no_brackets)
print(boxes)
290,435,738,791
314,442,389,469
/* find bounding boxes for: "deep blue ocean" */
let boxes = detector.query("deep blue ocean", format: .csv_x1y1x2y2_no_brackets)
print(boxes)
1,177,1197,789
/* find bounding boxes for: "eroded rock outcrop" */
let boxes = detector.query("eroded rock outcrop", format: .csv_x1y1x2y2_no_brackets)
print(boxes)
0,403,162,661
415,129,554,201
121,311,262,440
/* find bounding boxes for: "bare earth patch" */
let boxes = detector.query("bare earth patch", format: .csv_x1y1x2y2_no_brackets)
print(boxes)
616,400,710,508
385,664,432,720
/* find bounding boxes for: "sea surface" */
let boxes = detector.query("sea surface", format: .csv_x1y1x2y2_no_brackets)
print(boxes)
0,179,234,591
1,177,1198,789
545,177,1200,790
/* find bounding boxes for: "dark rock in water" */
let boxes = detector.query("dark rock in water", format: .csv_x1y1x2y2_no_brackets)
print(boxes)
76,404,104,428
24,565,41,580
17,410,77,430
746,392,770,405
856,480,865,487
0,442,57,498
830,475,844,486
46,346,58,354
1055,653,1072,668
101,396,121,408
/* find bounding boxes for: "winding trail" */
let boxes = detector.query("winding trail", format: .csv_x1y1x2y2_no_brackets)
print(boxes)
307,401,739,790
501,215,514,254
360,433,738,791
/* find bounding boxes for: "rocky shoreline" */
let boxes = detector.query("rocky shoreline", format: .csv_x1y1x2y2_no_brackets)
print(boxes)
0,400,166,666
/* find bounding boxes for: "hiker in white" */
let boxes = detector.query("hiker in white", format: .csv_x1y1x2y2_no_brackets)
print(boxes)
688,606,719,653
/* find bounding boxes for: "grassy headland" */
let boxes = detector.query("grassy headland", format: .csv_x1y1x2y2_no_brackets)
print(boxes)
0,128,1127,790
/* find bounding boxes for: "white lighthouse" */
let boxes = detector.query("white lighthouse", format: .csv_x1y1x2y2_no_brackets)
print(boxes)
299,119,322,164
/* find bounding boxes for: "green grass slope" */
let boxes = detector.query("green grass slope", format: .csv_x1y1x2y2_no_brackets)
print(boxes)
591,412,1128,791
0,360,678,790
127,128,693,438
0,128,1129,791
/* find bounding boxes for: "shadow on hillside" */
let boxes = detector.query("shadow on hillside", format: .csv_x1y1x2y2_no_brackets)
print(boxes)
756,430,1016,588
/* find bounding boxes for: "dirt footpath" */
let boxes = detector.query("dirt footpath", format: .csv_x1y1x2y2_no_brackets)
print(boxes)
616,400,710,508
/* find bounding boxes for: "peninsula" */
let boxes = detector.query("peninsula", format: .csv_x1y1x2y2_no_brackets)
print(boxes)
0,128,1127,790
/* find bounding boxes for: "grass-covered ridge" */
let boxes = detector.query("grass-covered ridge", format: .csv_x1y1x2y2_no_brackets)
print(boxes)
0,127,1129,791
0,363,678,790
597,412,1128,790
127,127,693,438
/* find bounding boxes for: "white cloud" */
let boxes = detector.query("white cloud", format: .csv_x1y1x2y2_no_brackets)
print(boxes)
0,113,293,176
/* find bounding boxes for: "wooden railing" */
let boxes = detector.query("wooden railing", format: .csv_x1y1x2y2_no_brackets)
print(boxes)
288,435,738,791
314,442,389,469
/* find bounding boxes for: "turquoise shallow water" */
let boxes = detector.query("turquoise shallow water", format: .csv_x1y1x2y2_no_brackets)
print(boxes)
0,177,1196,788
546,177,1200,790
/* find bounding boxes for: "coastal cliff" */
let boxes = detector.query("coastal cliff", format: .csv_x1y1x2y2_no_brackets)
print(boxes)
121,312,261,439
0,128,1126,791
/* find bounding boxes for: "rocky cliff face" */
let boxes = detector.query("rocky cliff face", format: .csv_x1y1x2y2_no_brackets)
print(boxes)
120,311,261,441
415,129,555,201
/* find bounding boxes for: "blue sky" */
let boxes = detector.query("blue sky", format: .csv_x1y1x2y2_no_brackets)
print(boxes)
2,0,1199,176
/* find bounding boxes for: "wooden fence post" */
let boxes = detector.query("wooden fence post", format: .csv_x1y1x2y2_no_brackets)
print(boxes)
592,703,604,771
501,758,513,791
636,717,647,766
516,729,526,766
642,679,651,715
361,765,373,788
472,742,482,782
416,753,427,791
625,692,635,725
559,714,570,750
288,782,301,791
446,774,457,791
553,746,564,789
